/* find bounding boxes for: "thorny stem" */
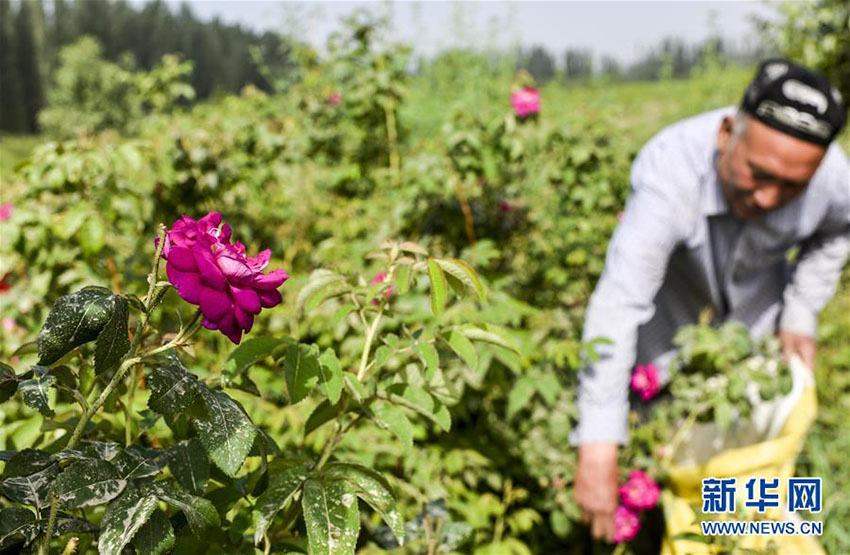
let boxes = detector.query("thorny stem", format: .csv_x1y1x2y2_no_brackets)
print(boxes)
42,225,168,555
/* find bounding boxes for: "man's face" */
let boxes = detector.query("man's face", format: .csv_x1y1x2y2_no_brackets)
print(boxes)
715,114,827,220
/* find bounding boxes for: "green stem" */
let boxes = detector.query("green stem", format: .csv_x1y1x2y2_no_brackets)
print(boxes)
357,307,384,381
41,225,168,555
125,364,140,446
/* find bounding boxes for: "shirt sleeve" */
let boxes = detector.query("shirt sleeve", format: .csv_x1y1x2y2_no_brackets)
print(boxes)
779,152,850,337
570,137,692,446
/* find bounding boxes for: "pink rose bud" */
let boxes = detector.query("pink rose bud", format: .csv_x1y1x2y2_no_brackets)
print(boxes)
630,363,661,401
617,211,624,221
327,92,342,106
0,202,12,221
619,469,661,511
369,272,393,306
2,317,15,333
613,505,641,543
498,201,514,213
510,87,540,118
160,212,288,344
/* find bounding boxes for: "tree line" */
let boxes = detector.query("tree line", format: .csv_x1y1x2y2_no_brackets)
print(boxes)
0,0,292,133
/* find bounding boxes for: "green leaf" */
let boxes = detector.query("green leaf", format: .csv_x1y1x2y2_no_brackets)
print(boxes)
416,341,439,380
344,374,371,403
192,387,257,477
97,488,157,555
433,258,485,301
0,462,59,508
332,304,357,327
318,349,344,405
534,373,562,406
297,269,346,313
167,439,209,495
0,362,18,403
507,376,536,420
112,447,160,480
79,214,107,255
283,343,321,404
325,463,404,544
371,402,414,448
305,399,345,437
52,459,127,509
223,337,286,378
374,345,391,369
18,366,55,416
146,350,201,417
386,383,451,432
462,326,518,352
150,480,220,536
426,258,447,317
0,507,37,549
394,265,411,295
133,509,174,555
302,478,360,555
252,458,311,545
447,331,478,371
37,286,115,365
95,296,130,374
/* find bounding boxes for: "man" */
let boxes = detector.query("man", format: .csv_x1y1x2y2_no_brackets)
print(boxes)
571,59,849,542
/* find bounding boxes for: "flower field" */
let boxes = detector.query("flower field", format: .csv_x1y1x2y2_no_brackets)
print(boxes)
1,17,849,555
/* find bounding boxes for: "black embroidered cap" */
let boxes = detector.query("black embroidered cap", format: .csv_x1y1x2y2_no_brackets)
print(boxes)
740,59,847,146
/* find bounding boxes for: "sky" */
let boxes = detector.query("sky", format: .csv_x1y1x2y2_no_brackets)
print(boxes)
135,1,778,64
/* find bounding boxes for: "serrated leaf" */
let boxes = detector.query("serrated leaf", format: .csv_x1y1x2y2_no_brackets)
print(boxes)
37,286,115,365
223,337,286,378
297,269,346,313
318,349,343,405
98,488,157,555
534,373,562,405
149,480,220,536
507,376,536,420
325,463,404,545
95,296,130,374
167,439,209,495
447,331,478,371
302,478,360,555
192,388,257,477
434,258,485,301
146,350,201,417
344,374,371,403
133,509,174,555
252,458,311,545
0,507,37,549
462,326,518,352
2,449,53,477
52,459,127,509
426,258,448,317
18,366,55,416
416,341,439,379
283,343,320,404
371,402,414,448
386,383,451,432
0,462,60,508
305,399,345,437
81,440,122,461
398,241,428,255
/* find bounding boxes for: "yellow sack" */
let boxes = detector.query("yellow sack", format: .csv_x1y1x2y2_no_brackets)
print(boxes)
661,356,822,555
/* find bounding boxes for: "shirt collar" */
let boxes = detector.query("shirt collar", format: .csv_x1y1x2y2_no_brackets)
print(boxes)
703,150,732,217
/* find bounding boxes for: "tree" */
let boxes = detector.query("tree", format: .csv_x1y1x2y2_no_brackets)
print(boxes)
15,0,47,131
0,0,26,131
564,48,593,81
522,45,556,84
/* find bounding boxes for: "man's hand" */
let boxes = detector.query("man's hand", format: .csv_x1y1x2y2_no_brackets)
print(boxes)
574,443,619,542
778,329,815,371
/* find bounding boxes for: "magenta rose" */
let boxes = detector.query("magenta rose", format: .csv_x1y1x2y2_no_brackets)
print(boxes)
510,87,540,118
369,272,393,306
160,212,288,344
630,363,661,401
613,505,641,543
0,202,12,221
619,469,661,511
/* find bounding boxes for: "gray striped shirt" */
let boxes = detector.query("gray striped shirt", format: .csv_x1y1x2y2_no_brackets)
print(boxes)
571,106,850,445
